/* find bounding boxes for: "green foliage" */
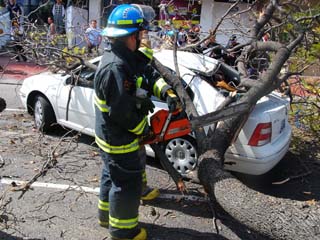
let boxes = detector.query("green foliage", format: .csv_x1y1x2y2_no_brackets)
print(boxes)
290,77,320,136
283,5,320,137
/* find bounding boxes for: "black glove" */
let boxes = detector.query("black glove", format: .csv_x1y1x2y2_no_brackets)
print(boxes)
137,97,155,115
139,124,155,145
166,89,179,112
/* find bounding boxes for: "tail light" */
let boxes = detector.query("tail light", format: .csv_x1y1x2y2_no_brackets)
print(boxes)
248,122,272,146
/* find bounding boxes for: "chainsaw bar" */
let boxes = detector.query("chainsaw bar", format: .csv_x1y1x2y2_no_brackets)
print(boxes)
189,102,250,130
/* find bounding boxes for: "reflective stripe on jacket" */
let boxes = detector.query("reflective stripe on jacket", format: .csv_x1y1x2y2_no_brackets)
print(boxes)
94,42,171,154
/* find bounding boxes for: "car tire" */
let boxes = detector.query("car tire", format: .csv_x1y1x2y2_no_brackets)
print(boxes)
33,95,56,132
164,136,198,175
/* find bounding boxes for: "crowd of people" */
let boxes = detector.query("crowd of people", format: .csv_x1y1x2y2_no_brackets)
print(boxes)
155,21,201,49
4,0,243,61
4,0,103,55
151,20,242,67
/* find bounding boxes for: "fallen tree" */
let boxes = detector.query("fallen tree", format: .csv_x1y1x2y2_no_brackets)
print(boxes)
154,1,320,239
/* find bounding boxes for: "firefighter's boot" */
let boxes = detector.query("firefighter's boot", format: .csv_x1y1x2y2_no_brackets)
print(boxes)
141,186,160,201
111,228,147,240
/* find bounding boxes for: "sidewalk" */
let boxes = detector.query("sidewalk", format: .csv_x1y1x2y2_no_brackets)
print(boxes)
0,54,47,81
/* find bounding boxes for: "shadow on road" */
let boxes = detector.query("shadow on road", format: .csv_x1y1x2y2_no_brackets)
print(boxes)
233,138,320,202
0,231,44,240
141,222,229,240
145,196,272,240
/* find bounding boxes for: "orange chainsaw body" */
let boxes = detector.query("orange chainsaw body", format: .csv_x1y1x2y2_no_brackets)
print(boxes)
149,109,191,142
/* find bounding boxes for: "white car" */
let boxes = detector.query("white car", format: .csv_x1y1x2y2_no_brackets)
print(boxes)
19,50,292,176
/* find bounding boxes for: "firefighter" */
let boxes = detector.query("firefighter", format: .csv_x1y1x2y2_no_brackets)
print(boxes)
94,4,179,240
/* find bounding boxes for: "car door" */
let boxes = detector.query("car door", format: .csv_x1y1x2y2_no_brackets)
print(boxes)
55,64,96,136
66,67,96,136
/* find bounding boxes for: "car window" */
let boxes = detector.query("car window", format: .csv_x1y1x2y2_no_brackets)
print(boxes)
79,69,94,80
76,67,95,88
66,62,98,88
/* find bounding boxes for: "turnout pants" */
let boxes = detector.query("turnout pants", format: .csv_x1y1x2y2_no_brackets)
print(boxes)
99,150,143,239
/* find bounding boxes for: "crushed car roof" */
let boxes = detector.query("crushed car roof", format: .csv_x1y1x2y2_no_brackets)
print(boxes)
153,49,220,77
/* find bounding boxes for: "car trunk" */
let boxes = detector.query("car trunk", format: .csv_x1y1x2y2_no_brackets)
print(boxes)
235,93,290,146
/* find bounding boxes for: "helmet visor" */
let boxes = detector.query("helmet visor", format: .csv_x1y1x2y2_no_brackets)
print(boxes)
132,4,156,23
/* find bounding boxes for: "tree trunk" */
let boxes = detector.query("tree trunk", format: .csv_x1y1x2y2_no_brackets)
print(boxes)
156,47,320,239
198,148,320,240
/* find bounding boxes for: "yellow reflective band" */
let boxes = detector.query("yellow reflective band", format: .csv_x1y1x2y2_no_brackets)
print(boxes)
139,47,153,60
95,135,140,154
153,78,168,98
129,116,147,135
117,18,143,25
136,76,143,88
98,200,109,211
166,89,177,98
109,215,138,229
94,94,109,113
142,171,147,183
117,19,133,25
98,220,109,227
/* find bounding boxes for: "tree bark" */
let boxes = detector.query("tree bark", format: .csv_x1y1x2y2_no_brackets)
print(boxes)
198,139,320,240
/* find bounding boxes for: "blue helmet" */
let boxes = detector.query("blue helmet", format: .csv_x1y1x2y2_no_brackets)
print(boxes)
102,4,147,38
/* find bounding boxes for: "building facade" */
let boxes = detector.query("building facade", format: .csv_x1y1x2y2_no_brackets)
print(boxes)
0,0,265,48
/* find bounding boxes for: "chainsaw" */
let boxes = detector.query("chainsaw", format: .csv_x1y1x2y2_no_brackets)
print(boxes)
141,102,250,145
140,102,249,193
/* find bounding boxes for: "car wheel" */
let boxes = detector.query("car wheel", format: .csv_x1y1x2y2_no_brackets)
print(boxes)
164,136,198,175
33,95,56,132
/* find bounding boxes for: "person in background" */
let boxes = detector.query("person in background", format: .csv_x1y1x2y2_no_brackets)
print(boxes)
187,24,201,52
225,34,239,49
157,20,171,39
187,24,200,44
84,19,102,54
224,34,241,66
6,0,22,23
47,16,56,41
6,0,23,34
10,19,27,62
177,26,187,47
201,34,223,59
52,0,65,34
